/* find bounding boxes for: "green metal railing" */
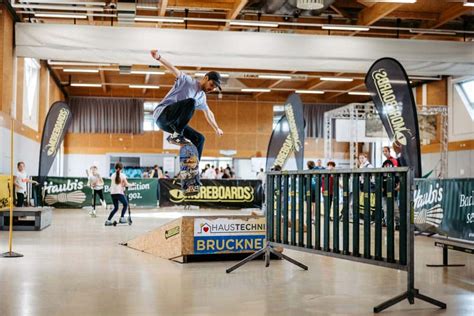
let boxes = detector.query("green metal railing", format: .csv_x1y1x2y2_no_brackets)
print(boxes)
265,167,446,313
267,167,408,269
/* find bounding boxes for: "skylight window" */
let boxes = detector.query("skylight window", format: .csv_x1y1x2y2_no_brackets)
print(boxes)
455,78,474,120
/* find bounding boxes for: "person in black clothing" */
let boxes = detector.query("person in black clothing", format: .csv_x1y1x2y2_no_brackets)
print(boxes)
151,165,163,203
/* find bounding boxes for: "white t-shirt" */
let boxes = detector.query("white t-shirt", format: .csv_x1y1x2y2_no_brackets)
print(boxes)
204,168,216,179
110,172,127,195
153,73,209,120
88,174,104,190
15,171,28,193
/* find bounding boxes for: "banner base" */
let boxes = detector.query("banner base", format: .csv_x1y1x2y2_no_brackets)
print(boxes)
373,288,446,313
1,251,24,258
226,242,308,273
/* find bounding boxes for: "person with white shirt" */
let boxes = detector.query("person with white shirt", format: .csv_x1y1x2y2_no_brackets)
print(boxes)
358,152,374,188
14,162,37,207
204,165,217,179
105,162,133,226
87,165,106,217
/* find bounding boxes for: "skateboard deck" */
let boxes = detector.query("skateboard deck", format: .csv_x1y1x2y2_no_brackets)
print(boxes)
179,144,201,196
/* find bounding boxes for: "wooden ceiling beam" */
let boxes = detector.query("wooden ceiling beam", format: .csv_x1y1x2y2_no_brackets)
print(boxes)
254,70,297,97
221,0,248,31
159,0,169,16
357,2,404,26
329,4,352,19
412,3,472,38
99,70,107,93
386,10,439,21
324,83,366,101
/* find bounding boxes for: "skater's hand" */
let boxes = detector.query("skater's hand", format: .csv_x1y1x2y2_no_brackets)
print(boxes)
150,49,160,60
216,128,224,136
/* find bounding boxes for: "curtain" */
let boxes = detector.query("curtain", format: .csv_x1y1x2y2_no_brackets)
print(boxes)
303,104,344,138
69,97,144,134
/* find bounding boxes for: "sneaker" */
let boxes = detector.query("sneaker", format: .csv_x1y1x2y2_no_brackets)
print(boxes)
104,220,113,226
92,210,97,218
119,217,128,224
167,134,191,145
101,200,107,208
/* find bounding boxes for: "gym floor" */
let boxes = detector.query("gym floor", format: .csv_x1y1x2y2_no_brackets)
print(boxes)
0,208,472,316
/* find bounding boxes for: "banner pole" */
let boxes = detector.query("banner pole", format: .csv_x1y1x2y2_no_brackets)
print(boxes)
1,118,24,258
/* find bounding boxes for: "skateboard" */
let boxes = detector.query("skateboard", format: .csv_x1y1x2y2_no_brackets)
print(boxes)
179,143,201,196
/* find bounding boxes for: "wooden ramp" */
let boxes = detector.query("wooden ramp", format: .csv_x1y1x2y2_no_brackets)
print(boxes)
125,215,266,263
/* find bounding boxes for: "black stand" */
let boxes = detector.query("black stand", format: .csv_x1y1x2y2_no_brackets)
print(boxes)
426,243,466,267
226,242,308,273
1,251,24,258
374,196,446,313
374,288,446,313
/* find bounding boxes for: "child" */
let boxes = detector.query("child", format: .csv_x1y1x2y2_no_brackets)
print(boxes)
105,162,133,226
87,165,106,217
14,162,38,207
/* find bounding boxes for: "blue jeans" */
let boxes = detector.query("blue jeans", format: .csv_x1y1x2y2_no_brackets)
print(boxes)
107,194,128,221
155,98,205,160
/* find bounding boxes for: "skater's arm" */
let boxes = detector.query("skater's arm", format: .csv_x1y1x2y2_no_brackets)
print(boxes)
150,50,180,78
204,109,223,136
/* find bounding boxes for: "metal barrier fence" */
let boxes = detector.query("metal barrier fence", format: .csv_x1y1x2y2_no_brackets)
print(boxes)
228,167,446,313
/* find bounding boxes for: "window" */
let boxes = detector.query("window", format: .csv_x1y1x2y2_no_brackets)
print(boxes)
455,78,474,120
143,102,160,131
22,58,40,130
459,80,474,104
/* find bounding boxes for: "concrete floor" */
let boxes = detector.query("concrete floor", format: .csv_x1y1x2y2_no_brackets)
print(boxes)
0,207,472,316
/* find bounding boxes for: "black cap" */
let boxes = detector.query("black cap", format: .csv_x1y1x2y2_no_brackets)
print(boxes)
205,71,222,91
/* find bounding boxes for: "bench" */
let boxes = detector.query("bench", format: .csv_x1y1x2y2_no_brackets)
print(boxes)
0,207,53,231
426,239,473,267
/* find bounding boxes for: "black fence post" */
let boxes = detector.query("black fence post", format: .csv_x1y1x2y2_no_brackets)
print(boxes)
305,175,313,249
342,174,350,255
352,174,360,257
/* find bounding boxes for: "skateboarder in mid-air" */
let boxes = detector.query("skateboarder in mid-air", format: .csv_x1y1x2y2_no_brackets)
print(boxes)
150,50,224,159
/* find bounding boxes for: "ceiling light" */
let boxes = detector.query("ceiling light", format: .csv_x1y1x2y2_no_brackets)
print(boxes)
322,25,370,32
48,60,111,66
409,29,457,36
129,85,160,89
136,5,157,9
295,90,325,94
241,88,271,93
348,91,372,96
71,83,102,87
35,13,87,19
320,77,353,82
130,70,166,75
21,0,106,5
13,4,104,11
63,68,99,73
408,75,442,81
230,21,279,28
258,74,292,80
134,16,184,23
